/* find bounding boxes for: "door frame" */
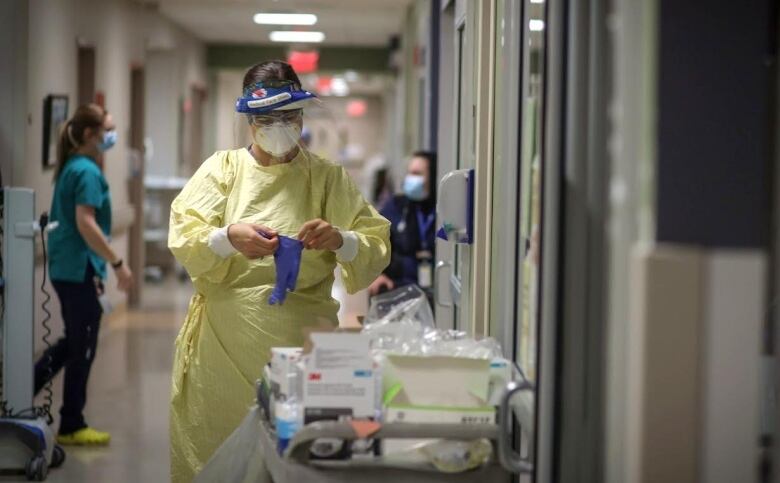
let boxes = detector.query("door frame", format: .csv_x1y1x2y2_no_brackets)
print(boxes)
434,0,473,332
489,0,523,368
536,0,565,479
553,0,611,480
454,1,473,334
774,7,780,475
469,0,497,337
434,0,457,331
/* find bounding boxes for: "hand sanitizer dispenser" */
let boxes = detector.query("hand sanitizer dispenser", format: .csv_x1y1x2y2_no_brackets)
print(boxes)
436,168,474,244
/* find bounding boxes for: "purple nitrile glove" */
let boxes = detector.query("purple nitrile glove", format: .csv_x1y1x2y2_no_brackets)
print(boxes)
268,235,303,305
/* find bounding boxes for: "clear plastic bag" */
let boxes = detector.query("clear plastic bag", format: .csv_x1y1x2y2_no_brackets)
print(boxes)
195,408,273,483
383,438,494,473
366,285,435,328
363,285,432,355
364,285,504,360
416,329,503,359
420,438,493,473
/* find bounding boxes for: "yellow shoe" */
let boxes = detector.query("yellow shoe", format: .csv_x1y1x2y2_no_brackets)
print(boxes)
57,427,111,446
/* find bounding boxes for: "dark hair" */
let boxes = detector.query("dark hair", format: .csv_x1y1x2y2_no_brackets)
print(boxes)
373,167,392,204
55,103,107,180
411,150,438,204
243,60,302,91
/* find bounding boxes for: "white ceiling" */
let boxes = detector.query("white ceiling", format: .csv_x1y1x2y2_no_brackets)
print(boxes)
151,0,413,46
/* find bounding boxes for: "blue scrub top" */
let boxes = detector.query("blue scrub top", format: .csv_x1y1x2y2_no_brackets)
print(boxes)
379,195,436,288
48,155,112,282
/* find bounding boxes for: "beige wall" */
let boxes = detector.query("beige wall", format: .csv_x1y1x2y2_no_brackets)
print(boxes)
391,0,430,190
145,17,209,178
213,70,241,153
625,245,766,483
22,0,207,352
26,0,207,200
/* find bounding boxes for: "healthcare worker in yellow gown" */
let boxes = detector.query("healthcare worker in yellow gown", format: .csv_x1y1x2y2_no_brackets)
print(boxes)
167,60,390,482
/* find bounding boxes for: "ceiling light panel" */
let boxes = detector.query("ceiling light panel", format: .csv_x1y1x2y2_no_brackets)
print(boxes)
269,31,326,43
254,13,318,26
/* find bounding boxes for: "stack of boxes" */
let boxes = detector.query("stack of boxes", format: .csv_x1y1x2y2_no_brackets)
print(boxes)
262,330,514,460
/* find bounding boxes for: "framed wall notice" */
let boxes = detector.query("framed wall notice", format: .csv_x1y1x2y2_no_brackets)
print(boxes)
42,95,69,169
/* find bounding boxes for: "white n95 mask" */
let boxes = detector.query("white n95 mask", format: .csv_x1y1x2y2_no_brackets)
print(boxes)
254,123,302,157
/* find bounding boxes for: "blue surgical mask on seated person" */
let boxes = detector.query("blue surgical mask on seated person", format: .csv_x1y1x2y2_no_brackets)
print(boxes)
98,130,117,152
403,174,427,201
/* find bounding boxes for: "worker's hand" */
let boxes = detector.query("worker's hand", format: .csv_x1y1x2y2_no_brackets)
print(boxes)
368,274,395,296
115,264,134,293
228,223,279,259
297,219,343,251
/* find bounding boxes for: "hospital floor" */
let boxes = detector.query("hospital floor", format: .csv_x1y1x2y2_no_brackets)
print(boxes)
2,273,366,482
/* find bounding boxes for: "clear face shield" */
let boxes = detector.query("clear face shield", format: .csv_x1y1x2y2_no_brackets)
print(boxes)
233,81,334,165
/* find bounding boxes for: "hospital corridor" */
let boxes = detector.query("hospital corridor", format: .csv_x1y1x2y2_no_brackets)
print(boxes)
0,0,779,482
24,279,191,482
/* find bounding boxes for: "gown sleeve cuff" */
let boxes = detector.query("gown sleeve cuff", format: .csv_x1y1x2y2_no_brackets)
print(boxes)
334,230,359,262
208,225,238,258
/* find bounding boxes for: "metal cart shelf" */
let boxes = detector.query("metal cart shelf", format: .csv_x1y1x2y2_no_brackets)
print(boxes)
197,376,534,482
259,408,510,483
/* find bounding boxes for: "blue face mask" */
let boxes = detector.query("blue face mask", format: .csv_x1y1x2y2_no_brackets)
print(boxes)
403,174,427,201
98,130,117,152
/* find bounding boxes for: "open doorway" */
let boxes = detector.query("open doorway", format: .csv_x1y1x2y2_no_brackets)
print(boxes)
77,45,96,105
127,66,145,306
182,85,207,175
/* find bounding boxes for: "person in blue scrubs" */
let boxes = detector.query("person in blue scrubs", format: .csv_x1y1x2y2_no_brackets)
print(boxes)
34,104,133,446
369,151,437,298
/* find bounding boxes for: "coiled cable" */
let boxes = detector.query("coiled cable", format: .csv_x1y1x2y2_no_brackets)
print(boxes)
0,212,55,424
38,212,54,424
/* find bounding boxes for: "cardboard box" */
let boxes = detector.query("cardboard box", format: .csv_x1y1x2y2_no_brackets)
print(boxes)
302,332,376,420
382,354,492,407
380,354,494,456
302,326,362,354
382,405,496,455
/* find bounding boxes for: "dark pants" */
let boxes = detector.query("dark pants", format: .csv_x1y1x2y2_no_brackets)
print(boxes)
34,265,103,435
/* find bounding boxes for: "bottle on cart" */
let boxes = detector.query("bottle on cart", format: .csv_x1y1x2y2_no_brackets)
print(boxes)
275,371,303,455
275,399,301,455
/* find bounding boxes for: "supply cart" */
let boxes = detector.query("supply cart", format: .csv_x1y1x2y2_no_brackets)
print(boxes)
196,379,533,483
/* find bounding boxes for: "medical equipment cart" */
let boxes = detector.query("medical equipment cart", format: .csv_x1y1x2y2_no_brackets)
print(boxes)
198,378,531,483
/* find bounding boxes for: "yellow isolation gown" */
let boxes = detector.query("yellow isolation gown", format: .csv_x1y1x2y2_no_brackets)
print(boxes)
167,148,390,482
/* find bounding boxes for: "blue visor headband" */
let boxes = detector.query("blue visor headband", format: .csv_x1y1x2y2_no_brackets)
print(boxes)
235,82,317,115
